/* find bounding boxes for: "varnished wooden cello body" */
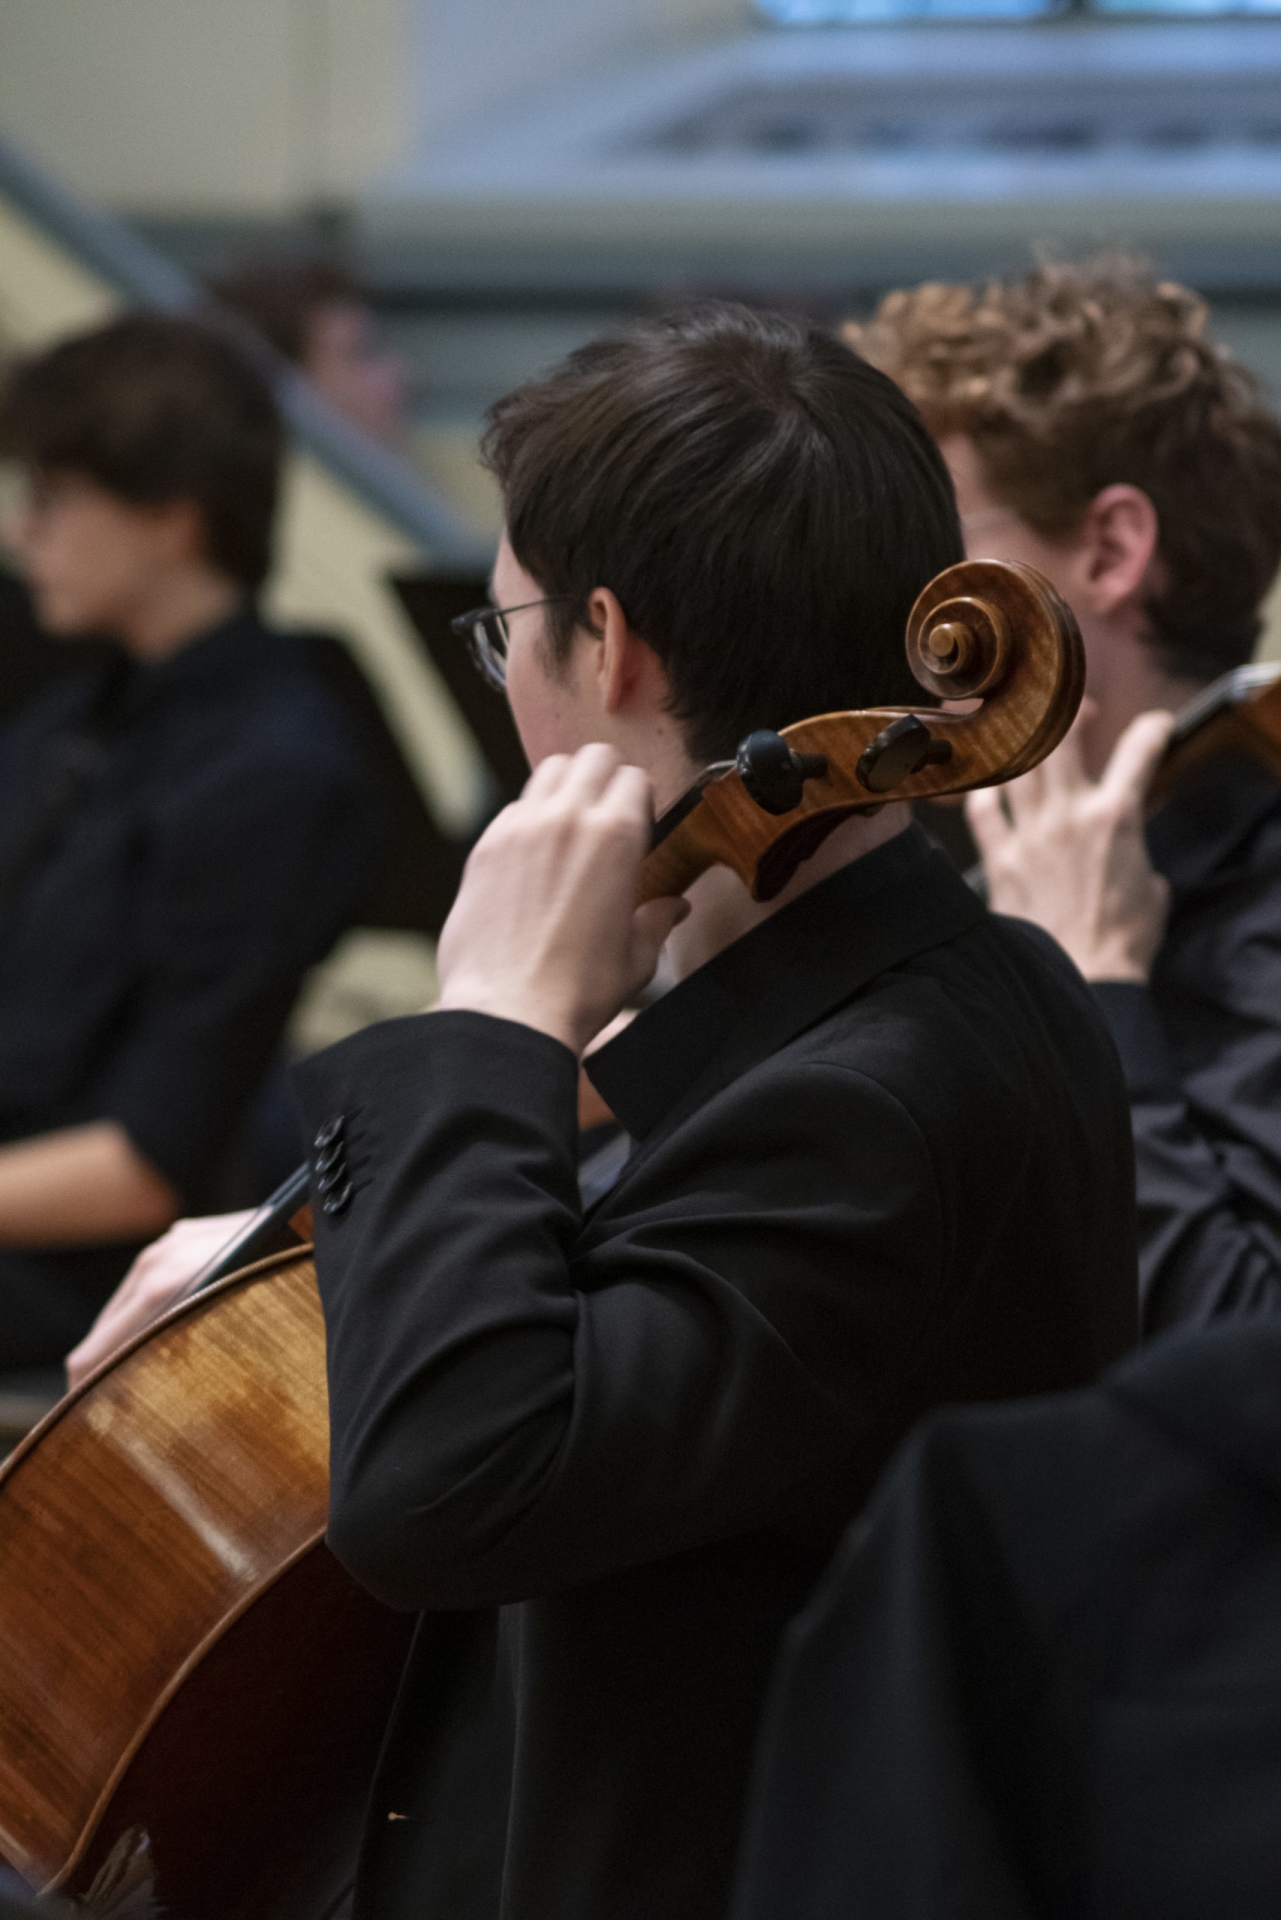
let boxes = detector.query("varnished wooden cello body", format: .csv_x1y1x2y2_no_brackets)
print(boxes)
0,1239,410,1918
0,559,1085,1917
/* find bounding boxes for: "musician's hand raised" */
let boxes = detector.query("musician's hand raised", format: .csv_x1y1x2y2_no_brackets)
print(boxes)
966,705,1174,984
436,743,689,1058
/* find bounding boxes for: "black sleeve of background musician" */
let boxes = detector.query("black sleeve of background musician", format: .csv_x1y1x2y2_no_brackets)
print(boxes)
1091,981,1281,1334
91,738,381,1208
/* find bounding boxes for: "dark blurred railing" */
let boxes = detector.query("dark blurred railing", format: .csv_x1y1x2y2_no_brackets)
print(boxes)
0,131,487,570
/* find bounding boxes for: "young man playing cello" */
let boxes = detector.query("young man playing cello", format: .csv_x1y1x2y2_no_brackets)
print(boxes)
77,306,1136,1919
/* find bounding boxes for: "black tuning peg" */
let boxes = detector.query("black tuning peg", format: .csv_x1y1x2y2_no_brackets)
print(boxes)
736,730,829,816
856,715,953,794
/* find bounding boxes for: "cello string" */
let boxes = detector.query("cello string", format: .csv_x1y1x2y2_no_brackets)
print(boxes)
169,1204,278,1308
169,1165,312,1309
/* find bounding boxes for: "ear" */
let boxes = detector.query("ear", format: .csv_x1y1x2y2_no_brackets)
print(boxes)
1076,485,1161,617
584,585,674,718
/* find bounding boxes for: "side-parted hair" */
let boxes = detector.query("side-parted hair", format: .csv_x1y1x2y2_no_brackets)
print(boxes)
847,256,1281,684
0,313,283,589
481,303,963,765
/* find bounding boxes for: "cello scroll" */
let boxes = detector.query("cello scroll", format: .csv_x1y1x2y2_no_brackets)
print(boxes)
639,558,1084,904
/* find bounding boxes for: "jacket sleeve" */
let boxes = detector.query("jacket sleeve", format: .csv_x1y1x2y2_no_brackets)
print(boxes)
294,1009,945,1611
90,743,380,1204
1091,982,1281,1333
732,1412,1044,1920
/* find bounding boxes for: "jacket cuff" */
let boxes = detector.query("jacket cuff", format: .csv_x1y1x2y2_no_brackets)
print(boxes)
292,1009,581,1196
1089,982,1178,1096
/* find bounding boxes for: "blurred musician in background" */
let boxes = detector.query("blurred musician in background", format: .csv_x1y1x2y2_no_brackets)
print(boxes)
208,257,410,449
852,258,1281,1333
209,255,503,543
0,313,381,1369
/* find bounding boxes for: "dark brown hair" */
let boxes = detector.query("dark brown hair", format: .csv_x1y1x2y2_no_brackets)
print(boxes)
481,303,962,764
848,256,1281,683
209,259,366,364
0,313,282,588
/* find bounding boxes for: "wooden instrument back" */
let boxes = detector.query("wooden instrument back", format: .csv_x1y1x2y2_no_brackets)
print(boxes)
0,1247,413,1917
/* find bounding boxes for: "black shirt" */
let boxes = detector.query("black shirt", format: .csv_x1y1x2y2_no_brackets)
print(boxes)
1092,752,1281,1331
294,824,1137,1920
735,1319,1281,1920
0,606,381,1210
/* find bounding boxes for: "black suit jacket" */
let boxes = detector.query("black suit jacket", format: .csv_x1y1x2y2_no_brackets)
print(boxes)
1092,752,1281,1331
735,1318,1281,1920
294,825,1137,1920
0,607,382,1354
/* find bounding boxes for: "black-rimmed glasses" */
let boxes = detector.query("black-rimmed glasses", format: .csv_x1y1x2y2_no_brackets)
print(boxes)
449,598,573,692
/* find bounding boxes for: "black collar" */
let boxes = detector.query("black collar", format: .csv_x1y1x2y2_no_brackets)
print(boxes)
585,823,984,1145
121,603,270,712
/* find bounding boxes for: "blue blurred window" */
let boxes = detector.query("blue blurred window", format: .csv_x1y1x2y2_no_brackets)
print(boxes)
756,0,1057,15
757,0,1281,17
1093,0,1281,10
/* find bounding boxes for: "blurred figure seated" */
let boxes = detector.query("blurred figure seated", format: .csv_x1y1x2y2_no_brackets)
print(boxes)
734,1318,1281,1920
853,259,1281,1332
0,314,382,1369
210,256,503,542
208,258,409,447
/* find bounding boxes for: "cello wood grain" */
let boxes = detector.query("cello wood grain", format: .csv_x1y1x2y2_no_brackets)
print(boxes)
0,1249,413,1917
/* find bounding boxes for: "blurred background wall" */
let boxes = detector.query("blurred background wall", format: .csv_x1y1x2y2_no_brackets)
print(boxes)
1,0,1279,1028
2,0,1280,601
0,0,746,216
0,0,412,217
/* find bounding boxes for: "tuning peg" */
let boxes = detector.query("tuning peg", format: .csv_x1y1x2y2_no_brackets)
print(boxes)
736,730,829,815
856,715,953,794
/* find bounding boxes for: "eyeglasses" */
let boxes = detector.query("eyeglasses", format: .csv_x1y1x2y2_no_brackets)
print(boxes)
449,597,573,691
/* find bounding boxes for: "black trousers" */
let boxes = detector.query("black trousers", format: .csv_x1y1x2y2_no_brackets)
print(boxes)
0,1242,138,1370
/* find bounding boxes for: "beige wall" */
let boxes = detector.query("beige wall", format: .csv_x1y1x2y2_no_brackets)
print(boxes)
0,0,413,215
0,0,748,217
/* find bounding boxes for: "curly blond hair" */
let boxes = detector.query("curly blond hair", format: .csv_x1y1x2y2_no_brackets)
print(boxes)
847,257,1281,681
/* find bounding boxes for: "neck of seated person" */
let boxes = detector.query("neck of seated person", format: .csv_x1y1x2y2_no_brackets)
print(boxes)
110,563,243,665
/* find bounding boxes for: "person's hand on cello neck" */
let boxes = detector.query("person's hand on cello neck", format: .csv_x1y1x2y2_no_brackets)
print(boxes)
435,742,688,1058
966,701,1175,984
